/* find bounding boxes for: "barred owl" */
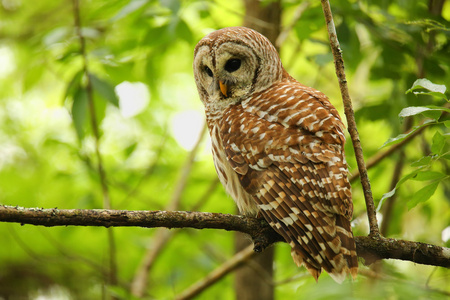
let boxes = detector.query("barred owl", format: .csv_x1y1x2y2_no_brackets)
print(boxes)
193,26,358,283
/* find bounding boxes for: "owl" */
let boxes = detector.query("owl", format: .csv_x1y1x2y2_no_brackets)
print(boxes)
193,26,358,283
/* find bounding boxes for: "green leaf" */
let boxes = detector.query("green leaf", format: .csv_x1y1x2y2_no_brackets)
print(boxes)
407,181,440,210
381,133,408,148
93,92,107,136
377,169,422,211
410,156,432,167
23,65,44,91
64,70,84,103
175,19,193,43
110,0,148,22
399,106,430,117
380,120,435,148
72,88,88,140
431,131,446,155
444,120,450,128
411,171,446,181
398,106,450,118
124,142,138,157
406,78,447,99
377,188,397,211
89,73,119,107
421,110,444,121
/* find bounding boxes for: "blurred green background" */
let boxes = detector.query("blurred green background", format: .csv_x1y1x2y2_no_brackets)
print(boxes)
0,0,449,299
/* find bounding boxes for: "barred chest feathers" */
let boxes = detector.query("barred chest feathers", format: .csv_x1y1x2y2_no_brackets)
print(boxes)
209,123,259,215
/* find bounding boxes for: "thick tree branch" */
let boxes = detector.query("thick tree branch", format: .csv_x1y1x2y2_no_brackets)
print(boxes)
1,206,449,268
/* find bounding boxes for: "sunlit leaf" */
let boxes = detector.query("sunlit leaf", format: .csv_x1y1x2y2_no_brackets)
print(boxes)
406,78,447,99
43,27,70,46
377,188,397,211
89,73,119,107
398,106,450,118
111,0,148,22
407,181,440,210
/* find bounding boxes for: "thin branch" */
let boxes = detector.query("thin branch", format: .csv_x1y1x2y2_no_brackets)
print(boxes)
320,0,380,236
131,124,207,297
275,1,311,48
1,206,449,268
379,122,410,236
167,123,207,211
174,245,256,300
359,268,450,297
349,123,426,183
72,0,117,287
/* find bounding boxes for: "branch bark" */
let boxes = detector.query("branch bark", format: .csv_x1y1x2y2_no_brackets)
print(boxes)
320,0,380,236
1,205,449,268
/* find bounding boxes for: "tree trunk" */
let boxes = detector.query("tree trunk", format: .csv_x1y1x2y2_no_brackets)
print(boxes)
234,1,281,299
234,232,274,300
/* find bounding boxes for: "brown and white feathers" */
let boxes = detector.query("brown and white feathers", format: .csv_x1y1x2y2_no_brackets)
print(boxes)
193,26,358,283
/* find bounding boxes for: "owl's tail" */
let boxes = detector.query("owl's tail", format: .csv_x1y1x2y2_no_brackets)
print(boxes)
290,214,358,284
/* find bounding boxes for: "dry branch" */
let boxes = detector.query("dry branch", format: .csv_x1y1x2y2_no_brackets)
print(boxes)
320,0,380,236
175,245,256,300
1,205,449,268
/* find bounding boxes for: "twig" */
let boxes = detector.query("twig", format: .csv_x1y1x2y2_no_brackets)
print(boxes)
359,267,450,297
275,1,311,48
349,123,426,183
131,123,207,297
188,178,220,212
1,205,449,268
174,245,256,300
167,123,207,211
72,0,117,287
320,0,380,236
379,128,409,236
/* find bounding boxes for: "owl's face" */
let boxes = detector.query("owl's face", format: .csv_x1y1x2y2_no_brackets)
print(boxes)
193,27,284,111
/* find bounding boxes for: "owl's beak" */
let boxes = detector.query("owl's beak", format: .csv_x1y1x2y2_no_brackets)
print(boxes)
219,81,228,98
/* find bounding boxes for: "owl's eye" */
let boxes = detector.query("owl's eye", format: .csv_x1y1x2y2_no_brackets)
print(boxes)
225,59,241,73
204,66,213,77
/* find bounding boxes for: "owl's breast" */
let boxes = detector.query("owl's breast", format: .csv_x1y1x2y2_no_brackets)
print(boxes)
209,124,258,215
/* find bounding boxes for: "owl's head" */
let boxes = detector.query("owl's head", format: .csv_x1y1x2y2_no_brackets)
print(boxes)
193,27,284,110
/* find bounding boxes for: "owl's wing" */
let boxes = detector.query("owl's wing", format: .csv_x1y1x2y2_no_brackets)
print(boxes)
219,85,357,281
239,80,353,219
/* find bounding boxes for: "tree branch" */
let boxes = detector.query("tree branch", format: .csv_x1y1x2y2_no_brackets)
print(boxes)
1,205,449,268
72,0,117,288
320,0,380,236
175,245,256,300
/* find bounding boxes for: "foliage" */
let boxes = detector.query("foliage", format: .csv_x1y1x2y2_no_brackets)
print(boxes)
378,80,449,210
0,0,449,299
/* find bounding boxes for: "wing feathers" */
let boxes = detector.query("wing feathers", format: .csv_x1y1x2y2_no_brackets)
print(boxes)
216,80,358,282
